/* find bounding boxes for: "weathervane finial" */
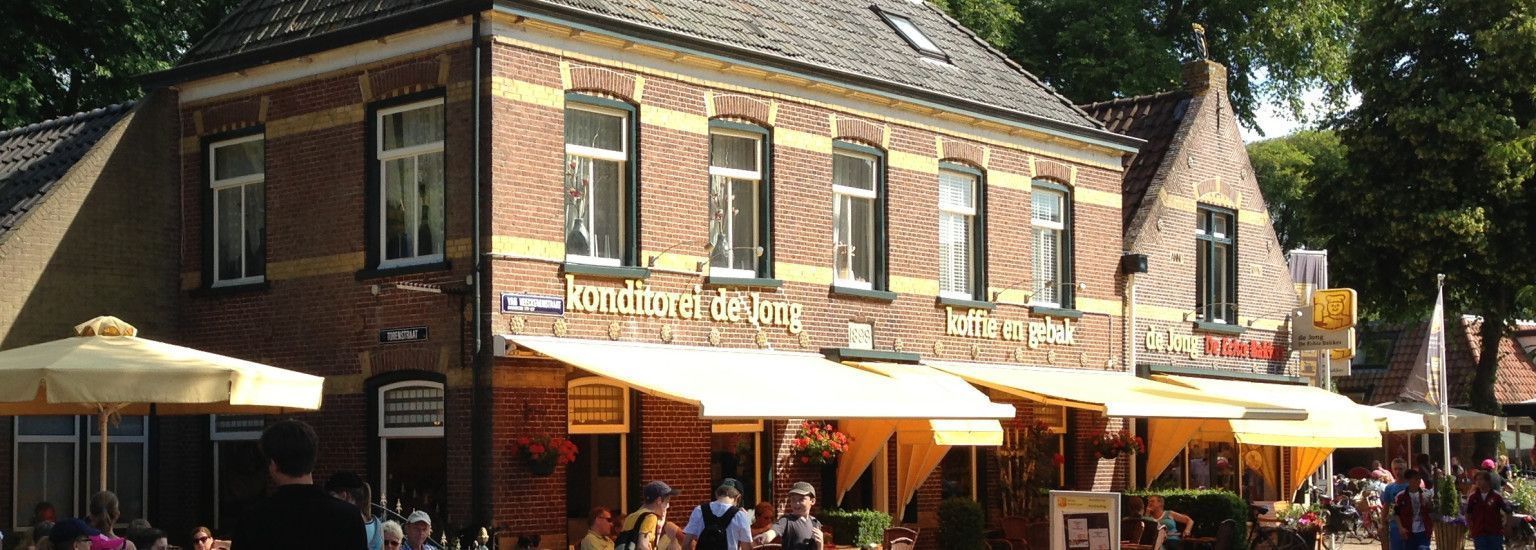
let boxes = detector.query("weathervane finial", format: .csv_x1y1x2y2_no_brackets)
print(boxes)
1192,23,1209,60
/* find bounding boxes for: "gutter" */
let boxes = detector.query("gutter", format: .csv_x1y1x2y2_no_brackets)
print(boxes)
499,1,1144,153
469,11,494,532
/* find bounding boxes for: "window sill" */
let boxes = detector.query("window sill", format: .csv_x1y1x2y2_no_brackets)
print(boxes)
937,296,995,310
190,280,271,297
821,347,922,364
1029,306,1084,319
705,276,783,289
356,260,453,281
1192,321,1246,336
830,286,898,302
561,262,651,280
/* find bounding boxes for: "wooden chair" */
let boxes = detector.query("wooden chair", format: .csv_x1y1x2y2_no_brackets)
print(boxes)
885,526,920,547
756,545,782,550
887,537,917,550
1213,518,1238,550
1137,519,1162,546
1122,517,1147,543
987,540,1016,550
1001,517,1031,549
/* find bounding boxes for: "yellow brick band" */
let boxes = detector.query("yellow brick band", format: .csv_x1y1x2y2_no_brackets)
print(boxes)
491,235,564,261
1076,187,1121,209
776,129,832,154
639,105,708,134
888,151,937,174
991,171,1031,192
889,275,939,296
775,262,833,285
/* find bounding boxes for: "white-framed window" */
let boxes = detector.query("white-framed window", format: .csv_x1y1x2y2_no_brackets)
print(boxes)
710,421,763,506
376,98,446,269
88,416,149,524
564,102,630,266
209,134,266,286
875,8,947,60
13,416,79,529
210,415,265,530
567,378,631,540
708,128,764,278
568,378,631,434
939,168,979,299
1197,206,1238,323
377,381,446,521
1031,185,1070,307
833,148,880,289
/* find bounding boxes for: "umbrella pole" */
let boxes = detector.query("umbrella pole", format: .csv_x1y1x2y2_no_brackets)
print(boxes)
99,411,109,493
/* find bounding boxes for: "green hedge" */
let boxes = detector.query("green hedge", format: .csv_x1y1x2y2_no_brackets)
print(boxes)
1125,489,1247,543
938,498,987,550
821,508,893,548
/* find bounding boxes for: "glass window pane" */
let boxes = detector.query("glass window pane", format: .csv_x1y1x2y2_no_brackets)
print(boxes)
565,156,593,257
16,442,76,526
245,183,265,277
940,212,970,294
709,175,731,267
729,178,758,271
217,186,244,279
835,196,852,280
939,171,974,209
833,153,874,191
711,433,757,505
19,416,76,436
214,139,263,180
888,14,942,54
383,385,445,430
417,152,444,256
590,159,623,260
565,108,624,151
1032,189,1063,223
849,196,873,283
383,158,412,260
711,133,757,172
1033,227,1059,303
940,447,973,500
383,103,445,150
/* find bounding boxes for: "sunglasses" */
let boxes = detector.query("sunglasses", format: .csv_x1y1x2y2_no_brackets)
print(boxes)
385,541,403,547
196,536,211,543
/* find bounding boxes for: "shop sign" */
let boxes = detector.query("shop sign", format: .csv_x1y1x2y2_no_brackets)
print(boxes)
564,275,804,334
1204,335,1283,360
1143,327,1204,358
500,292,565,316
1291,305,1355,351
943,307,1076,348
379,326,428,344
1049,490,1120,550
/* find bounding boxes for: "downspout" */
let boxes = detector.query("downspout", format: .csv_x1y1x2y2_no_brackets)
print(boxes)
469,10,493,534
1126,270,1138,488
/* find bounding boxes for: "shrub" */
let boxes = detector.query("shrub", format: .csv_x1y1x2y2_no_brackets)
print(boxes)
820,508,892,548
1510,476,1536,514
938,498,987,550
1126,488,1247,543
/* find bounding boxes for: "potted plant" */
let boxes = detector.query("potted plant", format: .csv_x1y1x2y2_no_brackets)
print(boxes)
1433,474,1468,550
1279,503,1323,548
791,421,850,466
512,435,578,475
1091,429,1144,459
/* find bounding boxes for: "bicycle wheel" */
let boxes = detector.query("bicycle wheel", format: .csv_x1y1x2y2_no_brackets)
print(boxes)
1275,530,1311,550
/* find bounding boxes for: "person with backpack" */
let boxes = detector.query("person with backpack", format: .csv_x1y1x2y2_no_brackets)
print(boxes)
617,481,679,550
680,478,753,550
756,482,823,550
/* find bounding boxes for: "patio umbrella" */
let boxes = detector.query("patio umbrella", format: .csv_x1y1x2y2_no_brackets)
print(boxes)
0,316,324,491
1378,401,1508,433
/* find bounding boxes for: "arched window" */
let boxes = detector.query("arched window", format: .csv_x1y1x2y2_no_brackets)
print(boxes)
567,378,631,542
376,380,445,518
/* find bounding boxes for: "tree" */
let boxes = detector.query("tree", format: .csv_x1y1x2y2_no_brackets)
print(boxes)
0,0,240,129
1247,130,1347,251
934,0,1362,131
1327,0,1536,459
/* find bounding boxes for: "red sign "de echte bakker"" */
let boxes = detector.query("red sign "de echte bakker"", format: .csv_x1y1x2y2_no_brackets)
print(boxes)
1204,335,1284,360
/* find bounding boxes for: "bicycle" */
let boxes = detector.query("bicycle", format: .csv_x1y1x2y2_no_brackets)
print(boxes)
1245,504,1311,550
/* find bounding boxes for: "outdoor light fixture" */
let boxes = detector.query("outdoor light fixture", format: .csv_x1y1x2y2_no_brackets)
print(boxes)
647,239,712,270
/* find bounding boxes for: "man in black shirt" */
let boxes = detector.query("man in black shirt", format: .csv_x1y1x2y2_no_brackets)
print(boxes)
233,419,367,550
758,482,823,550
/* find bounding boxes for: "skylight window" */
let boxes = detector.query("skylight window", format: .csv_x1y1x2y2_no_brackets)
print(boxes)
876,8,946,60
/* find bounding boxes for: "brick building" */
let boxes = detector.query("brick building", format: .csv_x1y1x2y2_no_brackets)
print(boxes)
0,96,180,532
1081,61,1380,503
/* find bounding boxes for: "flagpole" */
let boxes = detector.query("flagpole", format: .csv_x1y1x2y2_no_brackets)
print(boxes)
1437,273,1450,477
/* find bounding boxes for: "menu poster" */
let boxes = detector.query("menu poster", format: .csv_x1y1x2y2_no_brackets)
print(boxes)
1050,491,1121,550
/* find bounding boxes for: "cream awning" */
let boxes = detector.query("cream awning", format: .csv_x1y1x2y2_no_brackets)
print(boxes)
506,336,1016,420
1378,401,1508,433
926,360,1304,419
1150,375,1382,448
1369,404,1430,432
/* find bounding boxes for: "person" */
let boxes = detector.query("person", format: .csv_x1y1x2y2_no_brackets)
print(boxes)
580,507,615,550
32,503,58,526
1373,460,1392,480
189,526,224,550
1499,455,1515,484
1414,453,1434,480
757,482,824,550
232,419,367,550
382,521,405,550
125,528,167,550
51,518,104,550
87,491,135,550
327,472,385,550
681,478,753,550
1383,459,1410,550
404,511,441,550
514,534,542,549
750,501,776,539
621,481,680,550
1145,495,1192,550
1395,469,1435,550
1482,459,1507,494
658,522,685,550
1467,470,1508,550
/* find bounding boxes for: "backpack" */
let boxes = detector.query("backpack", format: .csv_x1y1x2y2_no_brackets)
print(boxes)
696,503,740,550
615,512,655,550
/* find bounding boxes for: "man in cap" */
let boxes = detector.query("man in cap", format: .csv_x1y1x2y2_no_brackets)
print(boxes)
49,518,102,550
326,472,384,550
757,482,824,550
680,478,753,550
404,511,441,550
233,419,367,550
620,481,679,550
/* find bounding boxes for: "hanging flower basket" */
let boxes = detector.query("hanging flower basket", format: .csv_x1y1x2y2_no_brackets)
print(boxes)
513,435,578,476
791,421,851,466
1090,429,1143,460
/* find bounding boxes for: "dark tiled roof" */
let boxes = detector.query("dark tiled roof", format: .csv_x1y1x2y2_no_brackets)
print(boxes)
0,103,134,243
533,0,1102,128
180,0,451,65
1078,91,1191,225
1342,317,1536,407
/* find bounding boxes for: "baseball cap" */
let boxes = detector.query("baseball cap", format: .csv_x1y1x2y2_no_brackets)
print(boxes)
1483,459,1497,470
643,480,681,502
719,478,746,495
49,518,102,544
789,482,817,498
407,510,432,526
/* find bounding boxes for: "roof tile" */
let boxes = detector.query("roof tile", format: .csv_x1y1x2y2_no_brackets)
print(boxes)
1077,91,1191,225
0,103,134,243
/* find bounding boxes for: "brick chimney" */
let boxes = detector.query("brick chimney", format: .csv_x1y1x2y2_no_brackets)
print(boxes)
1182,60,1228,95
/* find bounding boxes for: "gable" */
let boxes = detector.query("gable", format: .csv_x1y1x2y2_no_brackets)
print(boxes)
0,103,135,244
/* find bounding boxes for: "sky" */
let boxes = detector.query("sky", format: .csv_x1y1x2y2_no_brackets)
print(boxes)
1242,102,1305,143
